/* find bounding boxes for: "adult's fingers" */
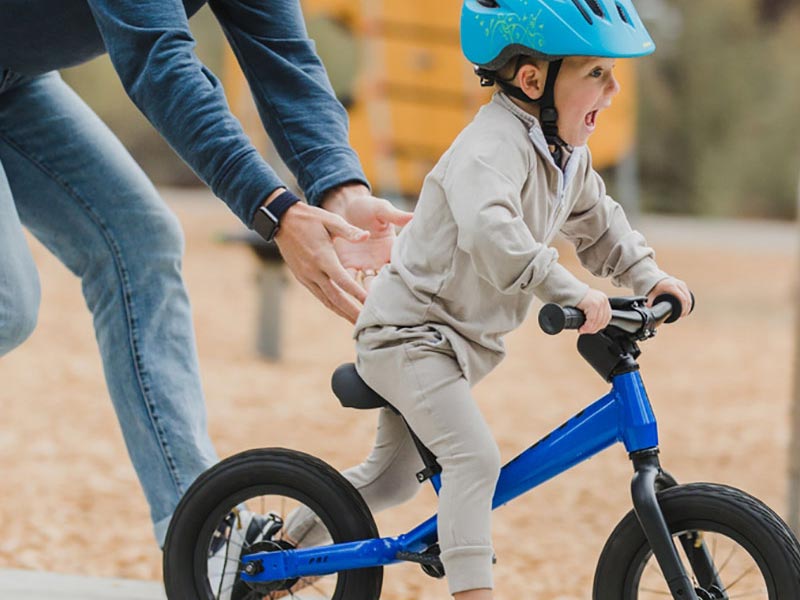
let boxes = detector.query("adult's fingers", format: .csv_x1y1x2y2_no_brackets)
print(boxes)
316,277,360,323
323,211,369,242
293,273,350,322
376,202,414,227
326,260,368,304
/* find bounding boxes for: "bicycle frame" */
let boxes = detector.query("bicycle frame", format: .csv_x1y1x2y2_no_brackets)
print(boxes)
240,369,675,581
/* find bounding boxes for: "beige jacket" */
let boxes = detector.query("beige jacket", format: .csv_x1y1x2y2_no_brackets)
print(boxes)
355,92,668,383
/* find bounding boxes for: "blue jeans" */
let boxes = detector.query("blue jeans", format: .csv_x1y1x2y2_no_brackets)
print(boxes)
0,70,218,545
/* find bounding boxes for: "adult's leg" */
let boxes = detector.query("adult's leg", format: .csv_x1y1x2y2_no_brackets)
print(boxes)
0,72,218,545
0,158,40,356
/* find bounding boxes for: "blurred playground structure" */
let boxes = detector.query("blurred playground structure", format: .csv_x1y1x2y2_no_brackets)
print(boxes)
222,0,640,202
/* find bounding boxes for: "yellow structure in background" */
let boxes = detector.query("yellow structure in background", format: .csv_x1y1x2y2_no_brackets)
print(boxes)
223,1,638,199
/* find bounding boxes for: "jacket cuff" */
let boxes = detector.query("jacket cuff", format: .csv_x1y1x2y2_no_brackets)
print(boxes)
212,149,287,226
299,148,370,206
532,263,590,307
622,258,670,296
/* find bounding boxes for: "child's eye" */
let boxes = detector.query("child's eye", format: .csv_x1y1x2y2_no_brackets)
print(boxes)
590,68,603,78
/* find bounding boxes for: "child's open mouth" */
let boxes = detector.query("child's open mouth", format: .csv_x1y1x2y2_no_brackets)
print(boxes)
585,110,598,130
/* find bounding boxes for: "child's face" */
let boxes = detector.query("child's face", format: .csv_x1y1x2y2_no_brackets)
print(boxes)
553,57,621,147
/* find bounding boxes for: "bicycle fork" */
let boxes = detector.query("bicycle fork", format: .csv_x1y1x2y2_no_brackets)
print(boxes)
631,449,726,600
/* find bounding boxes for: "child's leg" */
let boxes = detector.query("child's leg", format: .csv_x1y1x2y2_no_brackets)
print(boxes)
357,330,502,596
342,407,425,511
284,406,424,546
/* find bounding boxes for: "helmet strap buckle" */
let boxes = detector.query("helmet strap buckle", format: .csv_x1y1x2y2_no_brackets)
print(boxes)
474,66,497,87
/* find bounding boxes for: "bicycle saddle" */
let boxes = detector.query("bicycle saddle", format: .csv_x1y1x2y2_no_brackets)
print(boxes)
331,363,395,412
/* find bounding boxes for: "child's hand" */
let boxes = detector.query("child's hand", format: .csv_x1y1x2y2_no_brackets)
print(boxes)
647,277,692,318
576,289,611,334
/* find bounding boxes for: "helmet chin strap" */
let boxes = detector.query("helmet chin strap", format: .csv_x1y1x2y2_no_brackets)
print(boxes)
490,58,573,166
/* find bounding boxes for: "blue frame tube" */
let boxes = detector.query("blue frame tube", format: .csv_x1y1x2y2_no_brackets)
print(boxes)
242,371,658,583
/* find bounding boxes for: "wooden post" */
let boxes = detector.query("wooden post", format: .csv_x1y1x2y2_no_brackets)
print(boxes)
789,170,800,533
255,261,288,361
220,232,287,361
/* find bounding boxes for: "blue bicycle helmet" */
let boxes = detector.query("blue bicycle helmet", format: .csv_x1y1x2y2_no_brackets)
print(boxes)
461,0,655,69
461,0,655,164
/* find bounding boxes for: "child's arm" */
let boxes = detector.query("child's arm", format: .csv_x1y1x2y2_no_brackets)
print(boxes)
442,143,589,307
559,163,669,297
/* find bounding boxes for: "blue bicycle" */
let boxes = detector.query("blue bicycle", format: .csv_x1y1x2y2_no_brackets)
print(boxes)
163,295,800,599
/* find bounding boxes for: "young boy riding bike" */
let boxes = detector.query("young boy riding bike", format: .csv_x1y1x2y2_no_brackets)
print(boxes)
218,1,692,598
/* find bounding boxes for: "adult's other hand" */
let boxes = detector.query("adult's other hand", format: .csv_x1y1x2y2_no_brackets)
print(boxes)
323,184,413,291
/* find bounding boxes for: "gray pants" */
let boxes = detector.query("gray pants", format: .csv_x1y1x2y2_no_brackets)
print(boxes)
286,325,501,594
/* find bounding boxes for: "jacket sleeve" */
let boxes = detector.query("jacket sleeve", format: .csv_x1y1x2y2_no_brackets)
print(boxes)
560,157,668,296
442,143,589,306
86,0,285,225
208,0,368,206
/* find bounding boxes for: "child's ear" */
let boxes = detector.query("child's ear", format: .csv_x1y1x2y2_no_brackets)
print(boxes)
517,63,546,101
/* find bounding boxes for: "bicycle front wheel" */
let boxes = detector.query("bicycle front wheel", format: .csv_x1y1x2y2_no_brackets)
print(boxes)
593,483,800,599
163,448,383,600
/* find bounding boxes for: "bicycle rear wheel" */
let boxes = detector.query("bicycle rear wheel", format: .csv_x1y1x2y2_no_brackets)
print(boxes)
163,448,383,600
593,483,800,599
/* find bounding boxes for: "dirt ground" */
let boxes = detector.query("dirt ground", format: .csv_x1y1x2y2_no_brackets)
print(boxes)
0,187,797,599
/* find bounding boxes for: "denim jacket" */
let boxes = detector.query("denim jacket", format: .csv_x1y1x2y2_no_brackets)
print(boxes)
0,0,368,225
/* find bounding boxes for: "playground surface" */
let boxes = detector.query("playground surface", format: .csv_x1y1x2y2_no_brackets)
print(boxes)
0,187,796,599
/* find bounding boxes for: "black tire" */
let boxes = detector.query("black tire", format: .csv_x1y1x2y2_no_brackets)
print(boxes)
593,483,800,599
163,448,383,600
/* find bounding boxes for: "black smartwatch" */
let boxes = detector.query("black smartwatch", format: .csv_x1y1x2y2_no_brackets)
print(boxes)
252,190,301,242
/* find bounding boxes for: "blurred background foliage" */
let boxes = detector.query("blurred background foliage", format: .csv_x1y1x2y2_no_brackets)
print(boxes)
61,1,800,219
637,0,800,218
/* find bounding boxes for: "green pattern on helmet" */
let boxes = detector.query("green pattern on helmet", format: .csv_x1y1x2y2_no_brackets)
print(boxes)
477,8,545,51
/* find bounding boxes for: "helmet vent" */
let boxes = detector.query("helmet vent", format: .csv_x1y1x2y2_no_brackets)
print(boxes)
583,0,606,19
477,0,500,7
570,0,593,24
616,2,634,26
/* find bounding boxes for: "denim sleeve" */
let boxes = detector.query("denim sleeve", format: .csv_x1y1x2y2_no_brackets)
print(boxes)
207,0,369,206
85,0,287,225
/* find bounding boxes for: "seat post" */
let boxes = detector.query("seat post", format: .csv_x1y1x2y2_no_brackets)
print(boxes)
405,421,442,484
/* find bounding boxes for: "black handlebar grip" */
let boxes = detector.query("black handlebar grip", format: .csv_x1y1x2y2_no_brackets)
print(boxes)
538,303,586,335
653,292,695,324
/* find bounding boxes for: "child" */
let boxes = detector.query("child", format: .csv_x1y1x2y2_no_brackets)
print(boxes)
284,1,692,598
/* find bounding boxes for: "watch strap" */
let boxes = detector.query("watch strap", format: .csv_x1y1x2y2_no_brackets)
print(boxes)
263,190,301,221
253,190,301,243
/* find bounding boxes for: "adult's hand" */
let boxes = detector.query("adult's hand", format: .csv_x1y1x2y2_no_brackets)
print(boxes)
272,189,370,323
322,184,413,291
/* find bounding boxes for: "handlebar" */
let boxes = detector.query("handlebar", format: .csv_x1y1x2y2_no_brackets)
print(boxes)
538,293,694,337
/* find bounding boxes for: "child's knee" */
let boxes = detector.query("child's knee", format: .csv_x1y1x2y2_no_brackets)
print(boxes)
449,437,501,489
474,439,502,485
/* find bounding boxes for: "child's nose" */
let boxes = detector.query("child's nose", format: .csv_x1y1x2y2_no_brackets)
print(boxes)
607,73,621,97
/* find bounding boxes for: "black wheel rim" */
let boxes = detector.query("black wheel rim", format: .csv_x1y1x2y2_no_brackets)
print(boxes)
625,522,775,599
193,485,349,600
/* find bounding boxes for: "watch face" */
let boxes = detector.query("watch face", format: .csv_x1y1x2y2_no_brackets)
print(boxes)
254,206,279,242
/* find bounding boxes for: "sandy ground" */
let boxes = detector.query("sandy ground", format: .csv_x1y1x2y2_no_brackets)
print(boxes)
0,187,798,599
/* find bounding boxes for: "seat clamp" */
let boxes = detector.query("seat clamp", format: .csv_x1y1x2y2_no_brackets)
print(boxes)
416,465,442,483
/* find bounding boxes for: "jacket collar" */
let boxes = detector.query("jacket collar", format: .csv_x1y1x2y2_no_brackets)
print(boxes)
493,92,587,174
